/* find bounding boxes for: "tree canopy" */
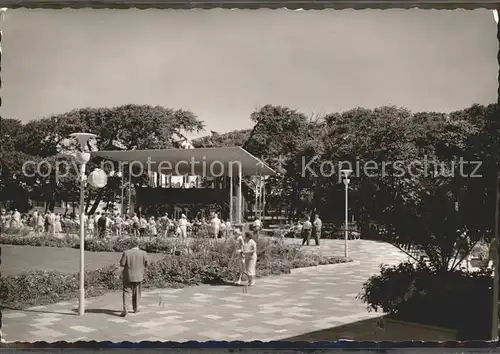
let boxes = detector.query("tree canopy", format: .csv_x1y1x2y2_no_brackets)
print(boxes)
3,101,499,271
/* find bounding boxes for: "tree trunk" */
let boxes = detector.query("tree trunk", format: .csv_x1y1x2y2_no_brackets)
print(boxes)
88,187,106,215
85,189,93,214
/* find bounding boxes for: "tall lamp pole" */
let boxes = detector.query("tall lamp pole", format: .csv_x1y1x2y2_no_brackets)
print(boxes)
340,169,353,258
70,133,97,316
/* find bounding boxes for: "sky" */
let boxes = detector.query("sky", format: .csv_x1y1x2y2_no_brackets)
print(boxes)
1,9,497,138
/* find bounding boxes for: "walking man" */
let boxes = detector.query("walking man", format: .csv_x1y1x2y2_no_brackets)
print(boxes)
120,238,149,317
312,214,322,246
301,216,313,246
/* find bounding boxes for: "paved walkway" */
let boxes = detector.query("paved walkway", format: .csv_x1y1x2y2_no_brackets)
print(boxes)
2,239,408,342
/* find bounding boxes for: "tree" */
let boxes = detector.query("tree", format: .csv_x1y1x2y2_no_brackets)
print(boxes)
192,129,251,148
243,105,324,220
0,118,24,153
3,105,205,213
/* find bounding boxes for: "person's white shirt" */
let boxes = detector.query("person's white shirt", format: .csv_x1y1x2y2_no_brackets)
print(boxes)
211,216,221,228
115,215,123,225
179,218,188,227
302,220,312,230
253,219,262,228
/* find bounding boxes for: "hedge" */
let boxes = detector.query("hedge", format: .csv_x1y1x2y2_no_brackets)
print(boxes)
0,237,351,309
358,261,494,340
1,234,202,253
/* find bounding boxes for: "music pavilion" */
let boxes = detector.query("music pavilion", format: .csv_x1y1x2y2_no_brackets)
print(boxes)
91,147,276,224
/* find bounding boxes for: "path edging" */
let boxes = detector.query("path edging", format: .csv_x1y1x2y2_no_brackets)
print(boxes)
291,260,361,273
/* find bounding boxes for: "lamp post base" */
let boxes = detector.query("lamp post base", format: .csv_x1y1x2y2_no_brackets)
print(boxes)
78,288,85,316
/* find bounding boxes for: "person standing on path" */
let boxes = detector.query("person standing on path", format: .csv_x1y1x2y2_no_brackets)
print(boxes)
54,213,63,235
98,212,107,239
178,214,188,238
139,215,148,238
12,209,21,229
252,217,262,240
242,232,257,286
211,212,221,239
86,213,95,239
32,210,38,231
131,213,140,238
149,216,158,237
47,211,56,236
115,213,123,237
234,229,246,284
120,238,149,317
161,212,171,237
301,216,313,246
312,214,322,246
36,212,44,235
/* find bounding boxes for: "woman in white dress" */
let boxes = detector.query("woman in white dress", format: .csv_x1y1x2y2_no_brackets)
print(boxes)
149,216,158,237
234,230,245,284
242,232,257,286
36,213,45,235
179,214,188,238
54,213,63,235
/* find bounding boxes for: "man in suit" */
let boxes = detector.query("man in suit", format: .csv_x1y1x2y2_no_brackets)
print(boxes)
301,216,313,246
120,238,149,317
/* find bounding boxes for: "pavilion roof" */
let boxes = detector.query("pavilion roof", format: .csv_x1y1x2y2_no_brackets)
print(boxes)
91,146,276,177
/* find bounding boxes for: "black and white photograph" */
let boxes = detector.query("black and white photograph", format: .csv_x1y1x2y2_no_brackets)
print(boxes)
0,8,498,343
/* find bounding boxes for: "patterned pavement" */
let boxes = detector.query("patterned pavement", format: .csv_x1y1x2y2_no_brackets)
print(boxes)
2,239,409,342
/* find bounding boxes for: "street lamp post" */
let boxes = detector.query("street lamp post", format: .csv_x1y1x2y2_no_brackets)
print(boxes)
340,169,353,258
70,133,97,316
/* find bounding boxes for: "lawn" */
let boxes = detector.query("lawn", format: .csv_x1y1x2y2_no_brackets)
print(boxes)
0,244,165,276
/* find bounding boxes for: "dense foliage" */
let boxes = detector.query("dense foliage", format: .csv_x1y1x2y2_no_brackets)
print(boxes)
3,102,499,271
192,104,500,272
1,105,204,213
0,237,350,309
358,261,493,340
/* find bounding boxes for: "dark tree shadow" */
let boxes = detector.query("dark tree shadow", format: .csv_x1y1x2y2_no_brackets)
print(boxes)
1,306,74,316
205,279,244,287
71,308,123,317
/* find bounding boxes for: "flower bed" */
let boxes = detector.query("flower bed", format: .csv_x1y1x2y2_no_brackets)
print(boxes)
0,237,351,309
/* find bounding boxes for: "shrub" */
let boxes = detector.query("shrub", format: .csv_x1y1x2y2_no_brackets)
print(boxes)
0,235,352,309
358,261,493,340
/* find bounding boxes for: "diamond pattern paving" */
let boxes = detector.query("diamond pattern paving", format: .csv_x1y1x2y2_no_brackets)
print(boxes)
3,239,408,342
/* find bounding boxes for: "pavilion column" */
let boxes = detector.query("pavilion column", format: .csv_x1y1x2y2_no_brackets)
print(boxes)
229,167,233,224
238,163,242,224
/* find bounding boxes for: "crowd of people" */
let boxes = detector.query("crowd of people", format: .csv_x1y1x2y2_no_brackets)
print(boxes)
0,208,255,240
1,207,323,247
